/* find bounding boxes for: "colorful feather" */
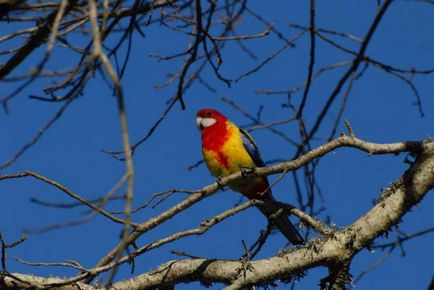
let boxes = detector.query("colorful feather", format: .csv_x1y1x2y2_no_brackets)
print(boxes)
196,109,304,245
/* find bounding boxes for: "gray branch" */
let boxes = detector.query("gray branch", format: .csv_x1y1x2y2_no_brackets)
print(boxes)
2,138,433,289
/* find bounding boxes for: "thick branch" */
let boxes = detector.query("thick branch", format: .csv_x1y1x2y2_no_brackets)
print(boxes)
2,138,432,289
107,141,434,289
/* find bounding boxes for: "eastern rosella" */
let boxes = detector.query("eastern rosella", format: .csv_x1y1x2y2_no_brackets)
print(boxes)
196,108,304,245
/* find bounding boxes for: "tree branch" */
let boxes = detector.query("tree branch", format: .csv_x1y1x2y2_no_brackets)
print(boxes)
2,137,431,289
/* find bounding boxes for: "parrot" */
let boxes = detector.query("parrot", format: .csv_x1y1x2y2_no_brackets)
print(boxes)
196,108,304,245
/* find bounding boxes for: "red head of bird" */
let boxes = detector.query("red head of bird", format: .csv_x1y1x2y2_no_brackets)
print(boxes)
196,108,228,131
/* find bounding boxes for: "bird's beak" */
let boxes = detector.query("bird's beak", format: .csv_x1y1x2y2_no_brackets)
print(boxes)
196,116,203,130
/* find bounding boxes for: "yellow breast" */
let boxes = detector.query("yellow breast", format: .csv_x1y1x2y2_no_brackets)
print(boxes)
203,122,256,177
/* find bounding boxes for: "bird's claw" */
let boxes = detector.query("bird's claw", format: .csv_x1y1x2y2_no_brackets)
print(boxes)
241,167,254,177
216,176,224,187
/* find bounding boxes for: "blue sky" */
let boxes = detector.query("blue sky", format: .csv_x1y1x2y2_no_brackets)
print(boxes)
0,1,433,289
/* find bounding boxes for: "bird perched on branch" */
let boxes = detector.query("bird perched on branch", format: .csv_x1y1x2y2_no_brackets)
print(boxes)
196,108,304,245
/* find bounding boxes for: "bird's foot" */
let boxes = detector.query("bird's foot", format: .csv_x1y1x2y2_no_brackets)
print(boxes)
241,167,254,177
216,176,224,187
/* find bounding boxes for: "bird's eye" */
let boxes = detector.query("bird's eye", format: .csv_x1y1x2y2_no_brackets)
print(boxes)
206,111,212,116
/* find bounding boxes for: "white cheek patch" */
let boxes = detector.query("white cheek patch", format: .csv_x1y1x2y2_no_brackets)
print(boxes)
199,117,216,128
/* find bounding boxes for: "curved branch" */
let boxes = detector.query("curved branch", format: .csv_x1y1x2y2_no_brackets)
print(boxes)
132,139,433,290
3,139,432,290
2,137,431,289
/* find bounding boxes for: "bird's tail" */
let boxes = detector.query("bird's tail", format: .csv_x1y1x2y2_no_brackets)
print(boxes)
257,203,304,245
